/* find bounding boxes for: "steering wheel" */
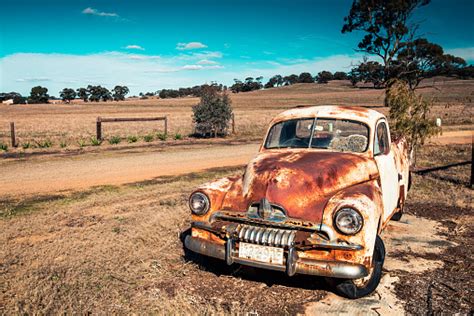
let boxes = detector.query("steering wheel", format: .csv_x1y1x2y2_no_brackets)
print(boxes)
280,137,307,147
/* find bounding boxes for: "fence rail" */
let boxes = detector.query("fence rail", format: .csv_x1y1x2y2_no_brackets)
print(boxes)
96,116,167,140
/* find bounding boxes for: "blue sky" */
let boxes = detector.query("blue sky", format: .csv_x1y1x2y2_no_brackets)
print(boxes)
1,0,473,95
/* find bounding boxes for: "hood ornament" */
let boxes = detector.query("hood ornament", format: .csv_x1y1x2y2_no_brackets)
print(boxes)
258,198,273,220
247,198,287,222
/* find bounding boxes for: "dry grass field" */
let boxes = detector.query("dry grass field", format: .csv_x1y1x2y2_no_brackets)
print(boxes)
1,78,472,151
0,143,472,314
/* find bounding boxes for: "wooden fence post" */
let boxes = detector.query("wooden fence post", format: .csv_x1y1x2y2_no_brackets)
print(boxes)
96,117,102,140
10,122,17,147
231,113,235,134
164,117,168,135
471,142,473,187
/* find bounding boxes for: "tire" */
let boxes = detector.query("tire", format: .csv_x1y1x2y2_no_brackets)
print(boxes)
327,235,385,299
391,210,403,221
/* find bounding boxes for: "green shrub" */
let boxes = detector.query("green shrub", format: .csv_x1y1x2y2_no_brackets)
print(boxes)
192,86,233,137
22,142,31,149
174,133,183,140
157,132,167,141
35,139,53,148
0,142,8,151
387,79,440,155
90,137,102,146
60,141,67,148
127,135,138,143
143,134,154,142
109,136,121,145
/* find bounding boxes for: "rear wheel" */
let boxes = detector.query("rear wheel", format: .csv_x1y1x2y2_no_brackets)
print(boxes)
327,235,385,299
391,210,403,221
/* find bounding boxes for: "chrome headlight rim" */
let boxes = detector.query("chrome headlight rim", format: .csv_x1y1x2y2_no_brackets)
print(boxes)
333,207,364,235
189,192,210,215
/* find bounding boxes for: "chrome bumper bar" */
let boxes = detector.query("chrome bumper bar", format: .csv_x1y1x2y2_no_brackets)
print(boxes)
185,235,368,279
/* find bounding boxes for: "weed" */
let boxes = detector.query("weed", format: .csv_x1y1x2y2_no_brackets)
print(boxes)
127,135,138,143
159,199,177,206
0,142,8,151
112,227,121,234
60,141,67,148
109,136,121,145
143,134,154,142
174,133,183,140
49,273,61,282
35,139,53,148
90,137,102,146
22,142,31,149
114,216,126,223
157,132,167,141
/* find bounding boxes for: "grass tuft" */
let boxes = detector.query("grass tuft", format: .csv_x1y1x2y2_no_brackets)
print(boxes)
0,142,8,151
109,136,121,145
143,134,154,142
77,139,87,148
90,137,102,146
157,132,167,141
127,135,138,143
35,139,53,148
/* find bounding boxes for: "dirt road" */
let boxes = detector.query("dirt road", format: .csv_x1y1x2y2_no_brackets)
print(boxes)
0,130,471,197
0,143,259,197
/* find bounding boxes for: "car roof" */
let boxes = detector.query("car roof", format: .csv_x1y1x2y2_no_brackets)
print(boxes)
270,105,385,127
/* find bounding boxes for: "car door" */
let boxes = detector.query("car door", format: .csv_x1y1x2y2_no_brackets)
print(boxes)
373,120,399,222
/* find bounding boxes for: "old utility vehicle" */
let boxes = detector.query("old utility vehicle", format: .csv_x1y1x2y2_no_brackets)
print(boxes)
185,105,410,298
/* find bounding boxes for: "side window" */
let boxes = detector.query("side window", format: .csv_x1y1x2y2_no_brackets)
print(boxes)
374,122,389,155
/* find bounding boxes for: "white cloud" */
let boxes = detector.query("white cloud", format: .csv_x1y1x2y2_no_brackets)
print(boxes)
181,64,223,71
125,45,145,51
445,47,474,61
197,59,218,65
15,77,51,82
182,65,203,70
176,42,207,50
82,7,119,17
177,51,223,61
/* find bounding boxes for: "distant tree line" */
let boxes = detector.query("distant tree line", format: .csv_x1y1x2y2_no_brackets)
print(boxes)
157,83,227,99
0,85,130,104
63,85,130,103
0,92,27,104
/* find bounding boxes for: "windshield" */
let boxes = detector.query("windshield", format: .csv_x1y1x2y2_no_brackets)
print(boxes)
264,118,369,153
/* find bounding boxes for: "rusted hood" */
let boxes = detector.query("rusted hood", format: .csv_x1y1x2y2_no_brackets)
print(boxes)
234,149,378,223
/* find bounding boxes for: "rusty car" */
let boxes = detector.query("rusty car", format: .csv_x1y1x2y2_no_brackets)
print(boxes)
184,105,410,298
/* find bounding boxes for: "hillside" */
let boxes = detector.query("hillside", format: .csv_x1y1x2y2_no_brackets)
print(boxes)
1,78,472,149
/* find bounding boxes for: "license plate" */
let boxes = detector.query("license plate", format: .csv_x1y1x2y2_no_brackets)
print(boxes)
238,242,284,265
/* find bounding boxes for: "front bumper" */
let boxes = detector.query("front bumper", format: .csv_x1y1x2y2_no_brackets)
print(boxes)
185,234,368,279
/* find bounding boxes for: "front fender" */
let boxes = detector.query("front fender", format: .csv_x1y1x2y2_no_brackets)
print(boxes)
190,175,242,222
321,180,383,267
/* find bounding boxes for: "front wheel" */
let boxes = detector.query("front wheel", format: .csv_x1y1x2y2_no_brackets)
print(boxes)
327,235,385,299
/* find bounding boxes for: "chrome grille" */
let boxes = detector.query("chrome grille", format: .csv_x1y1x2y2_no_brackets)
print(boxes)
237,224,296,247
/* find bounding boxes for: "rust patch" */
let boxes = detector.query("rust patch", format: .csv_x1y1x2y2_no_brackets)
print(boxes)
224,149,379,223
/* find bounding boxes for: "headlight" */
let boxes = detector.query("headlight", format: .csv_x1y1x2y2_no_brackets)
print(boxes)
334,208,363,235
189,192,210,215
